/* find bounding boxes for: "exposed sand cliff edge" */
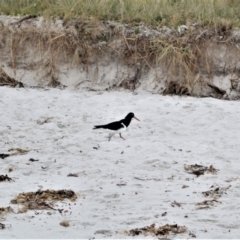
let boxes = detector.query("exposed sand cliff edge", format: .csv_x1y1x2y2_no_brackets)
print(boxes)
1,15,240,99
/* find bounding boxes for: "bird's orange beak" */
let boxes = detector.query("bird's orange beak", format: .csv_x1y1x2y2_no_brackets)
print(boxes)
133,116,140,121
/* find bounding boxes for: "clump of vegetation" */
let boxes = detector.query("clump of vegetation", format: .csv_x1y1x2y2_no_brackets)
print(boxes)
127,223,187,236
10,189,77,213
0,0,240,28
1,1,240,98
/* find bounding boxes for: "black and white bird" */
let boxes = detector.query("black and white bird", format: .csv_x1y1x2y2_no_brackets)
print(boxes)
93,112,140,141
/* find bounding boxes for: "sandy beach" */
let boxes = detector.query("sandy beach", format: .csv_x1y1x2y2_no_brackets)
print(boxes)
0,87,240,239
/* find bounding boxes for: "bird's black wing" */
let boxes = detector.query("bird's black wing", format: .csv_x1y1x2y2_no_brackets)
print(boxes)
93,119,125,130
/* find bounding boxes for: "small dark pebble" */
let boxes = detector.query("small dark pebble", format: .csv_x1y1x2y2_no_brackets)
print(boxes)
67,173,78,177
29,158,39,162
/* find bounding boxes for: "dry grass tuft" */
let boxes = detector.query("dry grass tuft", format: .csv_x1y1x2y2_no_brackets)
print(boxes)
0,67,20,87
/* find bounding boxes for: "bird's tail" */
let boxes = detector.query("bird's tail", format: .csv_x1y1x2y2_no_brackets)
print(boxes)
93,125,104,130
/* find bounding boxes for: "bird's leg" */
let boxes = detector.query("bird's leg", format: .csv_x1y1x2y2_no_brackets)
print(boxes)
108,133,114,141
119,133,125,140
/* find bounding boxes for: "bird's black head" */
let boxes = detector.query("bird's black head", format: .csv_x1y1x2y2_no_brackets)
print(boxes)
125,112,135,119
124,112,140,124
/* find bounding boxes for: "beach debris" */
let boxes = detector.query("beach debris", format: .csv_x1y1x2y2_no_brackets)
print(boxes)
56,122,66,128
1,148,30,159
11,189,77,204
207,82,226,98
171,200,181,207
94,230,112,236
29,158,39,162
0,222,6,229
128,223,187,236
189,231,197,238
93,144,100,150
0,175,13,182
225,177,239,182
0,207,14,226
184,164,218,176
167,175,175,180
10,189,77,213
17,201,64,214
0,206,14,216
116,182,127,187
8,148,30,155
133,177,146,181
10,14,37,28
202,185,231,198
162,212,167,217
41,166,48,170
67,173,79,177
182,185,189,188
0,154,10,159
37,117,53,125
133,176,162,181
195,199,221,209
60,220,70,227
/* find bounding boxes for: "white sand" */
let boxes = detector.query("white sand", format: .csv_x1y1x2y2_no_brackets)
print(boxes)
0,87,240,239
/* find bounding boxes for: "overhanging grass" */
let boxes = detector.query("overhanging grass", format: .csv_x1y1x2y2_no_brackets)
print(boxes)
1,0,240,28
1,0,240,95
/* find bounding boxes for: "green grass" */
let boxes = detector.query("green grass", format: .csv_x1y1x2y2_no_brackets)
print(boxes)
1,0,240,28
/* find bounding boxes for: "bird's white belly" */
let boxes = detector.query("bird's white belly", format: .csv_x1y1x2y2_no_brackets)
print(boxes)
107,123,127,134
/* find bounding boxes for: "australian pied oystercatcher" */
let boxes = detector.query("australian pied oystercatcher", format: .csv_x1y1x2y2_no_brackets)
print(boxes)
93,112,140,141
